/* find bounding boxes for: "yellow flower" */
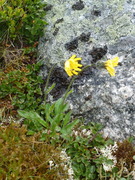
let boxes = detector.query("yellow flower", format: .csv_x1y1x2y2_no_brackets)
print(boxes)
104,57,119,76
64,55,82,77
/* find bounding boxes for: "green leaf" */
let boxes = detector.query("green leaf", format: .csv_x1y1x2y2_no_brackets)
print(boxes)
50,114,63,131
79,163,85,173
18,110,48,128
48,103,55,114
90,165,96,173
61,119,80,135
74,142,79,149
62,111,72,126
55,126,61,132
95,134,105,142
46,83,55,94
46,114,53,124
45,103,50,112
26,130,35,135
54,98,63,114
63,89,73,100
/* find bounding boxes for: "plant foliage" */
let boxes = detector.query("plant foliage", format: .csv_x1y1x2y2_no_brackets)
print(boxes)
0,0,47,45
0,62,43,110
18,96,80,144
66,123,114,179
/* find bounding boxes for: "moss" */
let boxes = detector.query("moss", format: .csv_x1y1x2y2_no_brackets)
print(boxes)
0,123,69,179
113,140,135,172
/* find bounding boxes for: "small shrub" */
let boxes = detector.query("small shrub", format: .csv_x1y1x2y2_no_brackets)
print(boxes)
0,0,47,45
66,123,114,180
0,62,43,112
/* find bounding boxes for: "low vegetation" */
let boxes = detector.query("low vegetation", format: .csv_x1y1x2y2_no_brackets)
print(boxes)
0,0,135,179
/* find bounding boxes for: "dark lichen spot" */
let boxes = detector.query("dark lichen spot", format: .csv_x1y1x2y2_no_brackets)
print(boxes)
53,28,59,36
91,10,101,16
49,67,69,99
55,18,63,24
104,116,110,121
72,0,84,10
44,4,53,11
65,38,78,51
85,95,92,101
79,32,91,42
89,46,107,63
54,18,64,27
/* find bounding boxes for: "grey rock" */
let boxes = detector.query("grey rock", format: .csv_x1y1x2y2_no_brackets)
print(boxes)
131,49,135,58
38,0,135,140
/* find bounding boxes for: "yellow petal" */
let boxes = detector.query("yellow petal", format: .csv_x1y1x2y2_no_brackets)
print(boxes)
104,60,112,67
67,69,73,76
111,57,119,67
105,57,119,67
77,64,83,67
74,67,82,71
72,70,79,75
106,66,116,76
104,56,119,76
70,55,76,60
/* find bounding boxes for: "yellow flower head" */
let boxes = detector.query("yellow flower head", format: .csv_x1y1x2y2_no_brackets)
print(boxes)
104,57,119,76
64,55,82,77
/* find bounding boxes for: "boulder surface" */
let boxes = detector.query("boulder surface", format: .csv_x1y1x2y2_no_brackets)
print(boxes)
39,0,135,140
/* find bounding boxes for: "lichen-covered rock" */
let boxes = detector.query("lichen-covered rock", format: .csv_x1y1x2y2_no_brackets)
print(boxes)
39,0,135,140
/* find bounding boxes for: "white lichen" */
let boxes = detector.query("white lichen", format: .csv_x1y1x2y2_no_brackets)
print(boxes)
72,128,92,138
100,142,118,171
60,149,74,180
